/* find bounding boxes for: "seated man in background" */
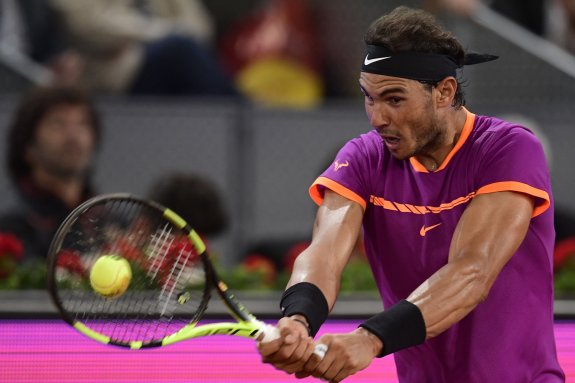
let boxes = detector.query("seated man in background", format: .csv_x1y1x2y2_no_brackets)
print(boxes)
148,172,229,240
0,86,101,262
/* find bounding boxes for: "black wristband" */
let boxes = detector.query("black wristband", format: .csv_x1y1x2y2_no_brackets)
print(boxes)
280,282,329,337
359,300,426,357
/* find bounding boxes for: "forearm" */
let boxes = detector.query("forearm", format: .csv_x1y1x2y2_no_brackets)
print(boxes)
281,243,351,336
286,242,343,310
407,255,490,338
288,190,362,306
282,190,363,333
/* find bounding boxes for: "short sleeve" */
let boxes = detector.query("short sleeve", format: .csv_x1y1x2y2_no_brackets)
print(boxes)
309,134,378,210
475,126,551,217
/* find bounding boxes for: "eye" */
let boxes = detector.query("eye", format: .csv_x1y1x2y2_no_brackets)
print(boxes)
359,87,374,103
387,97,403,105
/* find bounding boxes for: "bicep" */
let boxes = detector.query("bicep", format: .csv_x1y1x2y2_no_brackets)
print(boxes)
449,190,534,276
288,190,364,307
408,191,535,337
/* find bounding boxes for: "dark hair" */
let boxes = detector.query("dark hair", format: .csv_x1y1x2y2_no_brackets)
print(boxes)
6,86,102,184
364,6,466,108
149,173,229,237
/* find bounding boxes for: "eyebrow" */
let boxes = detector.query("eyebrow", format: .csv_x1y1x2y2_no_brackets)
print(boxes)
359,85,407,99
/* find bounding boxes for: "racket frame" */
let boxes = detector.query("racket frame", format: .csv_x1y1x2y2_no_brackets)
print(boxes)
47,193,274,349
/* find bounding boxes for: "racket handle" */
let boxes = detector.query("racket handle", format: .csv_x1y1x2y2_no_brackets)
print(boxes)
259,323,280,343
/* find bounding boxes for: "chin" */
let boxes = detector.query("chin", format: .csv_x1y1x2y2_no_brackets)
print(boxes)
388,149,413,161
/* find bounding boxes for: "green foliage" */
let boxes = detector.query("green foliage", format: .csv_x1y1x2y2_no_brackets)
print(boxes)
221,257,377,292
0,257,380,293
4,256,573,301
0,260,47,290
221,266,288,290
555,256,575,297
340,259,378,292
555,267,575,296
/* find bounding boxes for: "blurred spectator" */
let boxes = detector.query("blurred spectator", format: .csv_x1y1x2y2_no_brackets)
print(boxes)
148,172,229,238
0,0,83,85
490,0,546,36
546,0,575,54
0,86,101,262
427,0,575,57
423,0,549,38
219,0,323,108
421,0,480,17
49,0,237,96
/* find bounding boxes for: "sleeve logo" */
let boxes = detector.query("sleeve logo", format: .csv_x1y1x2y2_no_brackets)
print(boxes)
334,159,349,171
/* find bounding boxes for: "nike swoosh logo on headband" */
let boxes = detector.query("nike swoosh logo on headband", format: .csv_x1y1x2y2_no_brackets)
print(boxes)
364,54,391,65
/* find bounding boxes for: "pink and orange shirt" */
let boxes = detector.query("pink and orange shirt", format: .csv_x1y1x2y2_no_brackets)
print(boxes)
309,111,564,382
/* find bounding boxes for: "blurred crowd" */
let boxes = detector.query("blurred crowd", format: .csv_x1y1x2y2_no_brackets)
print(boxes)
0,0,574,105
0,0,574,289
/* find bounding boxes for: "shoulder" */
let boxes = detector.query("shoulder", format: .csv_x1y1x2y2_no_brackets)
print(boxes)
333,131,386,172
341,130,383,158
471,114,542,151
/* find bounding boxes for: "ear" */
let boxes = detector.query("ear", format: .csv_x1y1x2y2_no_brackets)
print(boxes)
435,77,458,108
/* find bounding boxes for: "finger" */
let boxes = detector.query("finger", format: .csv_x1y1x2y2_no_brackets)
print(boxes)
331,366,354,383
295,371,312,379
302,346,324,373
262,343,298,364
322,359,346,382
257,337,284,357
311,356,336,380
306,346,336,379
279,323,305,345
280,339,316,374
259,322,308,361
313,343,328,360
263,335,312,365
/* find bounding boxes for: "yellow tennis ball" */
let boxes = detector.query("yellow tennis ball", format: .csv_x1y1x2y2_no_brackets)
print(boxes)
90,255,132,298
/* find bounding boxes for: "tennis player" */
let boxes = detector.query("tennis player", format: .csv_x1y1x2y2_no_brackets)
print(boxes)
258,6,565,382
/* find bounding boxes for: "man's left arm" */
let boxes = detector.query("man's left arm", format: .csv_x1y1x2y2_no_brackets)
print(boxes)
301,190,534,383
407,190,534,338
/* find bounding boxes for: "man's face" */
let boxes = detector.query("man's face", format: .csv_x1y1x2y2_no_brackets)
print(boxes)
359,72,445,160
26,104,96,179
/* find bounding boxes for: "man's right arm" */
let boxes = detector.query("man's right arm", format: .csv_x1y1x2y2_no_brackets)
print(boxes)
287,189,364,309
258,190,364,371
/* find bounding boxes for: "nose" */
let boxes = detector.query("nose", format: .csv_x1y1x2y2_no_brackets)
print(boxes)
366,103,390,130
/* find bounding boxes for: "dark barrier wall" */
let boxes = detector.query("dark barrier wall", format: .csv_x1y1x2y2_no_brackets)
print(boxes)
0,97,574,264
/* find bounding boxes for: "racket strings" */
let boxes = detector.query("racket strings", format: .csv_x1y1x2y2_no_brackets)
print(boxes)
53,198,208,344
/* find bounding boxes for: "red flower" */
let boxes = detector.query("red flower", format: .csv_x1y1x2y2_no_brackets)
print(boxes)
243,254,277,285
105,238,144,262
554,236,575,271
284,241,310,272
0,233,23,261
155,237,200,284
56,250,86,276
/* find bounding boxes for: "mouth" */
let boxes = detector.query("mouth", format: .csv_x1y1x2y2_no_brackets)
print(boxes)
381,135,401,150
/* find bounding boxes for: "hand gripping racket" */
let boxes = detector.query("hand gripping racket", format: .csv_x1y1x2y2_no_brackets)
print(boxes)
47,193,279,349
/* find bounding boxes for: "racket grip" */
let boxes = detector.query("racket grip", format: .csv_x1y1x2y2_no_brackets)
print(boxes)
259,323,280,343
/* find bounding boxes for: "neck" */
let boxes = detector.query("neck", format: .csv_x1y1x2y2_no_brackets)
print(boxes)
30,168,85,208
415,108,467,171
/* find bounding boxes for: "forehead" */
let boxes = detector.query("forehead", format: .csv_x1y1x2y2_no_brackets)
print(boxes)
359,72,420,93
42,103,89,116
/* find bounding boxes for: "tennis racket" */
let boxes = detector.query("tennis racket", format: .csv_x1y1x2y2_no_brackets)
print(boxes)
47,193,279,349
